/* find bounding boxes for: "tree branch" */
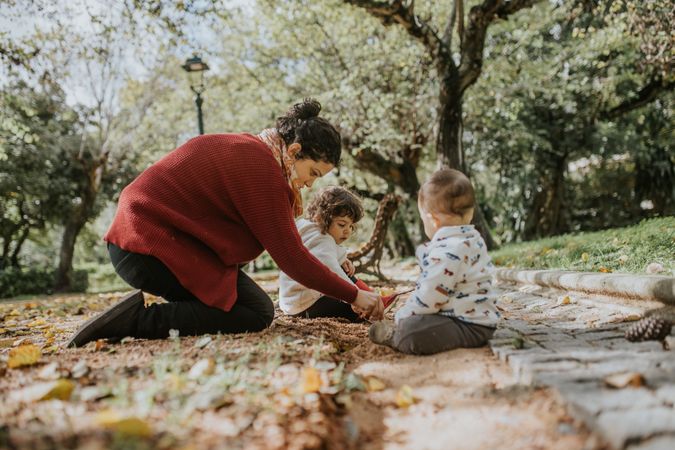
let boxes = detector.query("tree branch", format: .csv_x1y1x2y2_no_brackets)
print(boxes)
601,77,675,120
342,0,449,59
458,0,542,93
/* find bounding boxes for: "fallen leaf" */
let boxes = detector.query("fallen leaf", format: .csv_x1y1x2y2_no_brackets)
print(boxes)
556,295,576,306
622,314,642,322
365,376,386,392
96,410,152,437
94,339,107,351
37,362,61,380
301,367,322,393
27,318,48,327
604,372,645,389
194,336,212,349
598,266,612,273
71,360,89,378
188,358,215,379
395,385,416,408
41,379,75,400
10,379,75,402
0,328,7,334
8,344,41,368
581,252,590,262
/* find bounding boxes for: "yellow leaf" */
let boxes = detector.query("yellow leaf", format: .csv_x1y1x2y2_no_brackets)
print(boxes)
7,309,21,316
365,376,386,392
27,318,47,327
598,266,612,273
301,367,322,393
0,328,7,334
581,253,590,262
604,372,645,389
623,314,641,322
557,295,572,305
96,411,152,437
8,344,41,368
378,287,395,297
167,373,185,391
41,379,75,401
395,385,416,408
42,345,59,354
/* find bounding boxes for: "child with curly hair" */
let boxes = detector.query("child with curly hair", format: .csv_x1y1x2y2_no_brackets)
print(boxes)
369,169,500,354
279,186,377,321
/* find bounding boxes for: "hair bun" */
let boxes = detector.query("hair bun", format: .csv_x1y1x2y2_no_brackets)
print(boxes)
289,98,321,120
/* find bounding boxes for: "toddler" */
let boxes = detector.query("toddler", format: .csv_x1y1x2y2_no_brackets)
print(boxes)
279,186,374,321
369,169,500,354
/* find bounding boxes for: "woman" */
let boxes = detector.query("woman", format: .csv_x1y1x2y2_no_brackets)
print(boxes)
68,98,383,347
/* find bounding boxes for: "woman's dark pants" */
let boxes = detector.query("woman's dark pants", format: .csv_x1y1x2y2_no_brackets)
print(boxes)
108,243,275,339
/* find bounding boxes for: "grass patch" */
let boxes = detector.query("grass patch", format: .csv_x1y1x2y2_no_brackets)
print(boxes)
490,217,675,274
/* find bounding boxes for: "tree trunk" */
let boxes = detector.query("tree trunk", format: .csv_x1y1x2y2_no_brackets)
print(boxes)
54,171,98,292
436,72,497,249
523,152,568,240
9,225,30,268
389,201,416,257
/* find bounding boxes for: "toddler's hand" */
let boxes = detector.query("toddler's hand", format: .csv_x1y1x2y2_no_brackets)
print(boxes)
341,259,355,277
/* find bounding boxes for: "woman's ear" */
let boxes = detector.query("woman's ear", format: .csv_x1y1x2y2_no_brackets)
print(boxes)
287,143,302,158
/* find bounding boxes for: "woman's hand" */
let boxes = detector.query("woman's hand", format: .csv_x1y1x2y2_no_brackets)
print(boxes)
341,259,355,277
353,289,384,321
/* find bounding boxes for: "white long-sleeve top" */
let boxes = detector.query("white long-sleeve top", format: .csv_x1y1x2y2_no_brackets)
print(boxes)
395,225,500,327
279,218,353,315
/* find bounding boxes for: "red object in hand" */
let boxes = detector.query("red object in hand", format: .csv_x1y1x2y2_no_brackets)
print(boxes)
354,278,374,292
382,288,415,310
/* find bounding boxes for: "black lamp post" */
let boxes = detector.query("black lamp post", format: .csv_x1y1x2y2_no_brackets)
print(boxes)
181,55,209,135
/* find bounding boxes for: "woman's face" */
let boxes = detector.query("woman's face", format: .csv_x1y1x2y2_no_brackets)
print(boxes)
288,143,334,189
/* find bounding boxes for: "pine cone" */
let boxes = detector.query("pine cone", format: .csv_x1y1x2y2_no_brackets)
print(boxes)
625,317,673,342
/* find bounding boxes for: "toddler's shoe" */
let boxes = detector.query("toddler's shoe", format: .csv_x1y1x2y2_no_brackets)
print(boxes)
369,320,395,346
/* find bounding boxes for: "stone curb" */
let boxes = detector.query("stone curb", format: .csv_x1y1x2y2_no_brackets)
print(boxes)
495,268,675,305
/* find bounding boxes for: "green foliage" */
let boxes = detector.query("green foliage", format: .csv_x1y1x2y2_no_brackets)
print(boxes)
0,267,88,298
491,217,675,274
0,81,80,268
465,0,673,241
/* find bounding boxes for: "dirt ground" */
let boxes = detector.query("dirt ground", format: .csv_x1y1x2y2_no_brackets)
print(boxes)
0,273,598,450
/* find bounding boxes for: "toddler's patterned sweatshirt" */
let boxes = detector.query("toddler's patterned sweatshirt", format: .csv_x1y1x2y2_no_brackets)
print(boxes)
395,225,500,327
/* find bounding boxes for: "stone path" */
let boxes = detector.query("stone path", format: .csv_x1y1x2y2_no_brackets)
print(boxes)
491,283,675,450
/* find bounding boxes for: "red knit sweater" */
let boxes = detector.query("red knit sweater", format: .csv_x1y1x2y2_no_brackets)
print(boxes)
104,133,358,311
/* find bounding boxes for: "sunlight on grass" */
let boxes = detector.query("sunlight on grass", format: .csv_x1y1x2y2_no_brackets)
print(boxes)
490,217,675,274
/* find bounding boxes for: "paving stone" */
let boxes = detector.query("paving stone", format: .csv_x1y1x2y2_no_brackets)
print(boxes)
492,285,675,447
564,388,664,417
626,435,675,450
655,385,675,404
595,408,675,449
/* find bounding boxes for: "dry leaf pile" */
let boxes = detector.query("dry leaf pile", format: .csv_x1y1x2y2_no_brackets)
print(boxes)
0,292,383,450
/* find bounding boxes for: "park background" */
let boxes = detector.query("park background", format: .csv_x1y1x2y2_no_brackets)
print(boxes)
1,0,673,298
1,1,674,449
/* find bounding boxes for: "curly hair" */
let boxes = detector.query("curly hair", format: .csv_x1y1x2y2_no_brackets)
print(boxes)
276,98,342,167
306,186,364,233
418,168,475,217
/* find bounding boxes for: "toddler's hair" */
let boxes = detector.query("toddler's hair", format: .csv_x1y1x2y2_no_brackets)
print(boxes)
306,186,364,233
418,169,475,217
